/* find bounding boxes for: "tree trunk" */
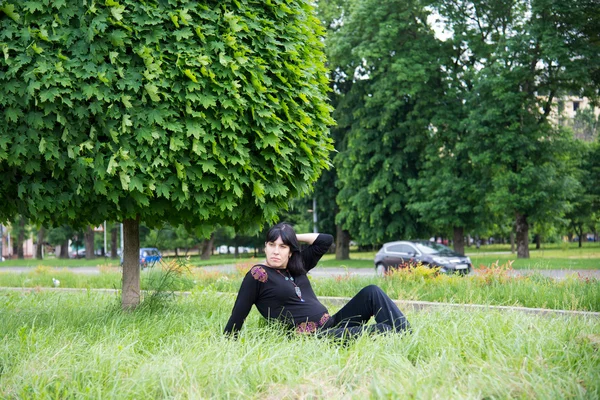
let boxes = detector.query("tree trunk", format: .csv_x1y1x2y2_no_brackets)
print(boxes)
111,224,118,259
201,233,215,260
510,231,515,253
85,226,95,259
122,217,141,310
36,226,45,259
453,227,465,255
17,217,25,259
335,225,350,260
578,225,583,248
535,234,541,249
515,212,530,259
60,239,69,259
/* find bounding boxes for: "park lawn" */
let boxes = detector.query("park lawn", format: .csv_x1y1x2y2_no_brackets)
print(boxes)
1,290,598,399
1,265,599,311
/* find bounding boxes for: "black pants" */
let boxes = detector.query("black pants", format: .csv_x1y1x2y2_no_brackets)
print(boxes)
320,285,411,339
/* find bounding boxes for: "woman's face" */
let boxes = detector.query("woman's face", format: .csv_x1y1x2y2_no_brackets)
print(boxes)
265,236,291,269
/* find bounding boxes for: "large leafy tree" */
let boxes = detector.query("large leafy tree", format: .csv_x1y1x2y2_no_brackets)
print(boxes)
1,1,333,307
328,0,443,244
434,0,599,258
406,7,492,255
566,141,600,246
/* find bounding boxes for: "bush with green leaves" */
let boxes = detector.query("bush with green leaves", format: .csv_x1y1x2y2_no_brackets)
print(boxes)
0,0,333,228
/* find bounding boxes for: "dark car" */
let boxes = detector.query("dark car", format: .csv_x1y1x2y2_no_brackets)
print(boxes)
374,240,472,275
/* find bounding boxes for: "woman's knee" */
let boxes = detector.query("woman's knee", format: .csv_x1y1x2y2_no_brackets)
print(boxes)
360,284,383,296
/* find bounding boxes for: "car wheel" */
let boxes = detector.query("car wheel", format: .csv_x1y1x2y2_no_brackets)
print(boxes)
375,263,387,276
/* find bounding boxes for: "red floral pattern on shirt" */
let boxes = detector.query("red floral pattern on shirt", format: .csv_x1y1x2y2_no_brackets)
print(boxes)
296,313,331,334
319,313,330,327
250,266,268,283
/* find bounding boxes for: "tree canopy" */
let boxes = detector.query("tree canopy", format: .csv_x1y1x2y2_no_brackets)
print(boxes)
1,0,333,306
322,0,599,256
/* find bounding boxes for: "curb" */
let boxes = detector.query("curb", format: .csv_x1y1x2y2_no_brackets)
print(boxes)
2,286,599,318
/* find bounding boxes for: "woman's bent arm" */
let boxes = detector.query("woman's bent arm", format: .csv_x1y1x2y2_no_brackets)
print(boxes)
295,233,320,245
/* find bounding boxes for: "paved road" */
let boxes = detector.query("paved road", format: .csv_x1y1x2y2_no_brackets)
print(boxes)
1,265,599,279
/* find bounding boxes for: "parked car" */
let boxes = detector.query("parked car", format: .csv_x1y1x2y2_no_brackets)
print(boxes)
120,247,162,268
70,248,86,259
70,248,104,259
374,240,472,275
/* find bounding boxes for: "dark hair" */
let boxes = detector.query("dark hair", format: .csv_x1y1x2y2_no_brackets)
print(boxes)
265,222,306,276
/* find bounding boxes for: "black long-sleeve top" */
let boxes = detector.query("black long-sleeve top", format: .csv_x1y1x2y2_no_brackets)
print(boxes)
224,233,334,335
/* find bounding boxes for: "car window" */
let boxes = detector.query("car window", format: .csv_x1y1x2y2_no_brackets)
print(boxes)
387,244,416,254
414,242,454,255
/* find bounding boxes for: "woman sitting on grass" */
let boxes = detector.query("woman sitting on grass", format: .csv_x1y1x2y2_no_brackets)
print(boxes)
224,222,411,338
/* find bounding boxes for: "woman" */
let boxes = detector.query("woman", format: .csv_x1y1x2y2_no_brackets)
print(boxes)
224,222,411,339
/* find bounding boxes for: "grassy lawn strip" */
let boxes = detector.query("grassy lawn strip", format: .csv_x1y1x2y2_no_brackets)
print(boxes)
1,265,599,311
1,290,598,398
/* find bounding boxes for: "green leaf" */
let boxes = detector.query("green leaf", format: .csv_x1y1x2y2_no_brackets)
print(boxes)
253,181,265,201
1,4,21,23
169,136,185,151
38,137,46,153
186,120,205,139
192,139,206,155
144,84,161,102
129,175,144,192
156,183,171,199
110,5,125,21
5,107,21,122
121,95,133,108
121,114,132,132
183,69,198,83
119,171,131,190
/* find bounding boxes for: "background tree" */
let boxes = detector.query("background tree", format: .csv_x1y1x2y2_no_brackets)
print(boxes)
34,226,46,259
46,225,79,259
84,226,95,260
1,1,333,308
14,216,28,259
143,223,202,256
316,0,354,260
566,141,600,247
110,222,119,259
435,0,599,258
572,107,599,142
405,4,494,255
327,0,443,245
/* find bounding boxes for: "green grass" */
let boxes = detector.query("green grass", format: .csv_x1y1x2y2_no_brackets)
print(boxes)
1,290,598,399
1,265,599,311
